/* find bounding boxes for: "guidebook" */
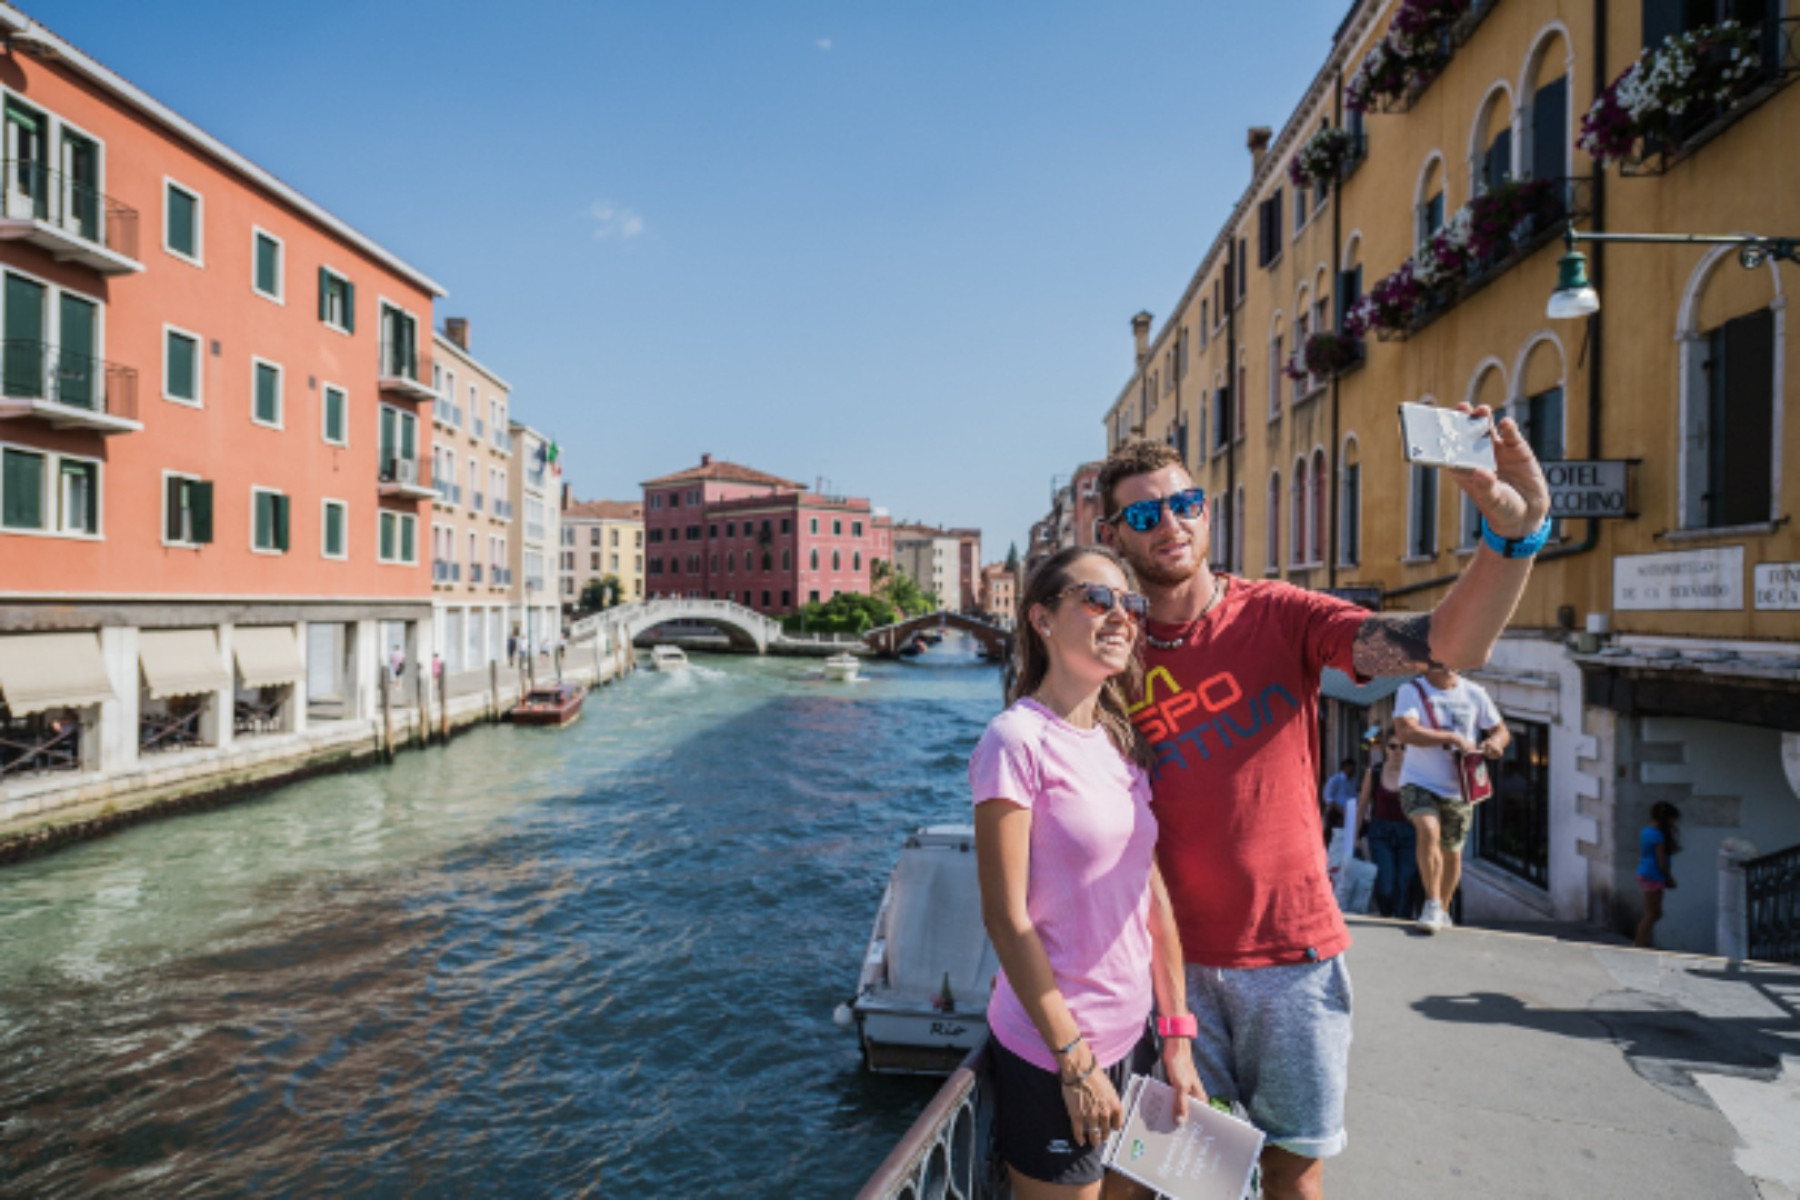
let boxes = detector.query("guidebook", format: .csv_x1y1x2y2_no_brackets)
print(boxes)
1102,1074,1265,1200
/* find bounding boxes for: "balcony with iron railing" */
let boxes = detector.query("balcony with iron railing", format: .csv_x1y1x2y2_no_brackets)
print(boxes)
470,562,484,584
435,479,462,506
377,338,435,401
378,455,436,500
493,499,514,521
490,566,512,588
0,340,141,433
431,559,461,585
0,159,142,274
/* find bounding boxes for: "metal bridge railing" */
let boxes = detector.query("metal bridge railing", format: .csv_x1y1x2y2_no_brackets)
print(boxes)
1746,841,1800,964
854,1041,1002,1200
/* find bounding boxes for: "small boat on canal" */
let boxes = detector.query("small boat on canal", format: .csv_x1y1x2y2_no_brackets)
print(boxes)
648,645,689,671
842,824,999,1075
823,652,862,681
508,682,587,728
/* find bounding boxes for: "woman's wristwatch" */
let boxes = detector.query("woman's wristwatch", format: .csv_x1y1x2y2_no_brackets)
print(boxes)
1156,1013,1198,1039
1479,515,1554,559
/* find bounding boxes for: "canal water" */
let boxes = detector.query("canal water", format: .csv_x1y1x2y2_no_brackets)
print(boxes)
0,640,1001,1197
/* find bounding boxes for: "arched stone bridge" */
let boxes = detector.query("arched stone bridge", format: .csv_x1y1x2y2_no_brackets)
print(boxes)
569,597,784,653
864,611,1013,660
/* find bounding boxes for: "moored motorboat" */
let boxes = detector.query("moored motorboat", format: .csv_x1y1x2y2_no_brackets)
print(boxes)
823,652,861,681
648,645,689,671
842,824,998,1075
508,682,586,727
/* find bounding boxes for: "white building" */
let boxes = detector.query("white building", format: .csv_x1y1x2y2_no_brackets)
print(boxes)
508,422,562,656
895,535,961,612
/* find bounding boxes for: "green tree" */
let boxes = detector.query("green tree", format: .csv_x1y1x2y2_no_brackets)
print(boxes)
882,571,939,618
1005,542,1020,573
579,575,622,612
781,591,898,635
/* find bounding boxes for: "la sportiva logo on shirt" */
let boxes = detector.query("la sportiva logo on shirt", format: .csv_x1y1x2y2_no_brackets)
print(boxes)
1129,665,1301,774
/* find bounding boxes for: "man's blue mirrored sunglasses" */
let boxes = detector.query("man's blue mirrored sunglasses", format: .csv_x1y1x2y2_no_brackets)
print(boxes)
1110,487,1206,533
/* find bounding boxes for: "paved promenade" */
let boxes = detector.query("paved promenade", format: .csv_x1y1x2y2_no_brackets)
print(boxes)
1336,916,1800,1200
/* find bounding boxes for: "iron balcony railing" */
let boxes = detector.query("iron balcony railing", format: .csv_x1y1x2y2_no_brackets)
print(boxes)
432,559,463,584
490,566,512,586
1,339,138,419
1746,841,1800,964
436,480,462,505
379,456,427,487
494,500,514,520
470,563,484,584
0,157,140,261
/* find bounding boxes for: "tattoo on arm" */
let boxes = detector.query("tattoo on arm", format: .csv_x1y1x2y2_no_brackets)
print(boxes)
1352,613,1438,678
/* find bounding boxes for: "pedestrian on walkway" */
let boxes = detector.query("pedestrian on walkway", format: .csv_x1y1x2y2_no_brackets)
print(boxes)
972,546,1205,1199
1634,801,1682,948
1358,730,1418,919
1394,668,1508,934
1094,414,1550,1199
1322,758,1357,849
506,633,518,666
388,647,404,685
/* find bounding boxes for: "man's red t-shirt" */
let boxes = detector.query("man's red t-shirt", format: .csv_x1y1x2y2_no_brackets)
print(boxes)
1136,577,1368,969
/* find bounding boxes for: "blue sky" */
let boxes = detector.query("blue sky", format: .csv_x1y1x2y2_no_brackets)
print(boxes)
35,0,1348,559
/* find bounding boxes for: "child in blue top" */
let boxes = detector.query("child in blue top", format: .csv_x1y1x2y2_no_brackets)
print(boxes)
1634,801,1681,948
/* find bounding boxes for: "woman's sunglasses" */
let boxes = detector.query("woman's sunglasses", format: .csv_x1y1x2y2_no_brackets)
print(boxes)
1109,487,1206,533
1054,583,1149,620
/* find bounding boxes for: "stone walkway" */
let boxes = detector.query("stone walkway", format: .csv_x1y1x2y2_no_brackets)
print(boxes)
1334,916,1800,1199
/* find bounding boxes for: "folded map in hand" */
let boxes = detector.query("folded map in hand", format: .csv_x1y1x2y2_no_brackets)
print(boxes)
1102,1074,1265,1200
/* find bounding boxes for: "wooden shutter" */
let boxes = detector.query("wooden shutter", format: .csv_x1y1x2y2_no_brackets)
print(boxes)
318,267,329,321
1711,308,1774,527
400,515,416,563
192,481,213,544
165,475,181,541
1531,77,1567,183
1484,128,1512,191
273,493,290,552
344,280,356,333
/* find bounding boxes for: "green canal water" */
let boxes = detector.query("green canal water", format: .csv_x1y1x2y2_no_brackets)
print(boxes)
0,642,1002,1197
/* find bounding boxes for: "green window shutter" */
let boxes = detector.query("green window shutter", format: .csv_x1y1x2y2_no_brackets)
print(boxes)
344,280,355,333
57,295,96,410
380,511,396,560
400,412,416,460
255,363,279,423
400,514,416,563
192,481,213,544
379,407,396,465
166,332,195,400
318,267,329,322
325,503,344,556
165,475,181,541
273,493,290,552
255,234,279,295
325,387,345,442
2,448,44,529
166,185,195,257
254,491,271,548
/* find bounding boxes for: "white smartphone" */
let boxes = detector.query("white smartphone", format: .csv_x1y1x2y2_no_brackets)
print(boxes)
1397,402,1496,471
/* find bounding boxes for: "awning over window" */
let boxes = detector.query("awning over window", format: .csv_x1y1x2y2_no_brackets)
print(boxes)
139,628,231,700
0,631,116,716
1320,667,1410,707
233,625,305,689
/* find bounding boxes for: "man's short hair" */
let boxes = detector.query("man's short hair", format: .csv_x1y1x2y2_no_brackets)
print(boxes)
1096,440,1185,520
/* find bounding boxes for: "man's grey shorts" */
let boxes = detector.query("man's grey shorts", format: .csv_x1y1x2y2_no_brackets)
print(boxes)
1184,955,1353,1159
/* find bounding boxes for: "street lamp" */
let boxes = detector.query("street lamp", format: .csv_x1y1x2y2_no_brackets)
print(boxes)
1548,226,1799,319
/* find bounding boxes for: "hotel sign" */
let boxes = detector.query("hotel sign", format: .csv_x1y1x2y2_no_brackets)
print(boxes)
1614,546,1743,611
1753,563,1800,611
1545,460,1632,520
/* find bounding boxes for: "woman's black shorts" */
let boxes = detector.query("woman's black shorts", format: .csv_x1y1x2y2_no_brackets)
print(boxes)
991,1029,1158,1186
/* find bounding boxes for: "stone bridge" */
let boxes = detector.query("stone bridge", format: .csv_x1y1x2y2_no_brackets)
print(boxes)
568,598,783,653
863,610,1013,660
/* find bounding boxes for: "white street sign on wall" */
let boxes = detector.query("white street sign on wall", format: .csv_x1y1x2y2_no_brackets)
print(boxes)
1753,562,1800,611
1613,546,1743,611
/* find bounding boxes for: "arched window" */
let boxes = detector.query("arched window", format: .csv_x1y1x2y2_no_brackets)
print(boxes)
1311,449,1327,565
1678,248,1781,527
1470,83,1515,195
1290,460,1307,565
1232,485,1246,574
1268,314,1284,420
1236,351,1248,440
1408,404,1441,559
1416,155,1446,244
762,551,772,571
1313,267,1331,342
1267,470,1282,573
1339,233,1365,335
832,549,841,571
1293,286,1312,401
854,551,862,571
782,549,791,570
809,548,819,570
1339,437,1361,566
1521,27,1573,185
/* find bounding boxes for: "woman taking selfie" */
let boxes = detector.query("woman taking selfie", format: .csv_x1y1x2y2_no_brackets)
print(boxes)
971,546,1206,1199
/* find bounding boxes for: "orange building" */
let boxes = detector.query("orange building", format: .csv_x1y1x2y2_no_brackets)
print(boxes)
0,7,442,815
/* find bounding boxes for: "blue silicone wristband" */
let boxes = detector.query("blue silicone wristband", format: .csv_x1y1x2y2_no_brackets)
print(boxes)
1480,516,1552,558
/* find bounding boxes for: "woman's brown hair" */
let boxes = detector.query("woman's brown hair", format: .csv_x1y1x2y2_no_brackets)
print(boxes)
1008,546,1152,768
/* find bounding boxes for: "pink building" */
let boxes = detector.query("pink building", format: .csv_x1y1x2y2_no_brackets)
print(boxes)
641,455,884,614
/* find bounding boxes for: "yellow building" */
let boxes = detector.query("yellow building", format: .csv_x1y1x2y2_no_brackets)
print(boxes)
1104,0,1799,954
560,500,646,608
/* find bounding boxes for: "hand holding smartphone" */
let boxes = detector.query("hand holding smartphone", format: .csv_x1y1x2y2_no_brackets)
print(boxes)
1397,402,1496,472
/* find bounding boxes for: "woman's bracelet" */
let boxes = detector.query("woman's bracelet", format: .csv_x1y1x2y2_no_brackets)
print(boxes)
1053,1033,1084,1058
1059,1057,1098,1089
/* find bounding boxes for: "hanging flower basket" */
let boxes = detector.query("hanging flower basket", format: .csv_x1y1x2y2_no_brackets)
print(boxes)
1288,126,1354,192
1284,331,1366,382
1578,21,1763,166
1345,0,1471,113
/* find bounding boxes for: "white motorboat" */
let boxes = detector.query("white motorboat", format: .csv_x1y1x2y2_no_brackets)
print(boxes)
648,645,689,671
823,652,862,681
843,825,999,1075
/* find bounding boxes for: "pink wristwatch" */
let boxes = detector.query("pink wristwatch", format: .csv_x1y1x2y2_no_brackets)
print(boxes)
1156,1013,1198,1039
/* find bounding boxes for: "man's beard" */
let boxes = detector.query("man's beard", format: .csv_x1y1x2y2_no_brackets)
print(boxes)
1123,540,1203,589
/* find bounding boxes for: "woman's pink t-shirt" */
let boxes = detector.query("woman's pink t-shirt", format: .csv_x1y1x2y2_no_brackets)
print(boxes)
969,697,1157,1073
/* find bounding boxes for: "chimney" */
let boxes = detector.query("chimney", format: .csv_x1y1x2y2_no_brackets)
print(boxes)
444,317,469,351
1247,126,1273,176
700,452,713,467
1131,311,1153,366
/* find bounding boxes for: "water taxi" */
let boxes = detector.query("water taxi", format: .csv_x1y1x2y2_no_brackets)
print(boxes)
842,825,999,1075
648,645,689,671
508,682,586,728
823,652,862,681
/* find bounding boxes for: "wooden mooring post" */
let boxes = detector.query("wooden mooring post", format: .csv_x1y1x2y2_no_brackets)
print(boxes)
380,676,394,763
438,668,449,742
489,660,501,722
414,669,429,748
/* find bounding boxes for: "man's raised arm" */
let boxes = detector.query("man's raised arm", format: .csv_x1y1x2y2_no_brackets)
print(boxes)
1351,407,1551,679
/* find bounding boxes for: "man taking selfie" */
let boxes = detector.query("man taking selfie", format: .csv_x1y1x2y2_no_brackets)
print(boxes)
1094,404,1550,1200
